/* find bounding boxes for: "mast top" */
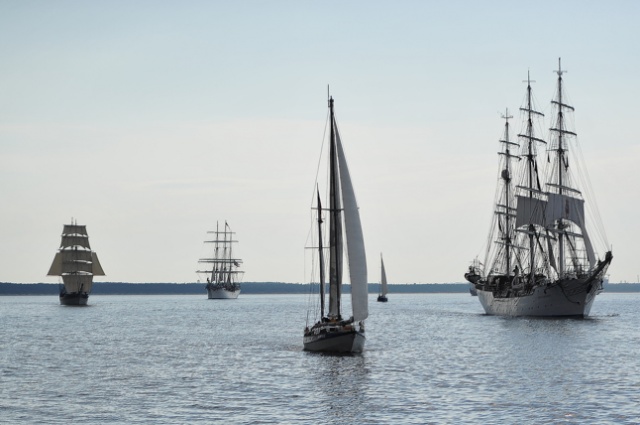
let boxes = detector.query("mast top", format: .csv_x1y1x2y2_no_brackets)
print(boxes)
554,57,566,78
523,69,536,86
501,108,513,122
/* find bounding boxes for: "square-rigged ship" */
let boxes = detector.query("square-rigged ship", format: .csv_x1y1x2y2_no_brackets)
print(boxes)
198,221,244,299
48,221,105,306
465,59,612,317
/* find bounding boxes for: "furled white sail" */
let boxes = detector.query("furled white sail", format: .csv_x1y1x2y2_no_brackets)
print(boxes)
64,260,93,274
335,126,368,322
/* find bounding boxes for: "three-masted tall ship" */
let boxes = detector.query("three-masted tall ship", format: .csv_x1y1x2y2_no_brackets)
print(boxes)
304,95,368,353
465,59,612,317
47,221,105,306
198,221,244,299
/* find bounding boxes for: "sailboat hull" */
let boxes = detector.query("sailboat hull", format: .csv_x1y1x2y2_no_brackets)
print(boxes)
303,327,365,353
207,287,240,299
59,292,89,306
377,295,388,302
476,277,601,317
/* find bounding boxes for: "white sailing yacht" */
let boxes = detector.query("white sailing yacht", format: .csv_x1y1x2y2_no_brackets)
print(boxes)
377,254,388,302
465,59,612,316
47,220,105,306
303,95,368,353
197,221,244,299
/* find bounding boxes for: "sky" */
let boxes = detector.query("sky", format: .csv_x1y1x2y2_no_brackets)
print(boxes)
1,1,639,284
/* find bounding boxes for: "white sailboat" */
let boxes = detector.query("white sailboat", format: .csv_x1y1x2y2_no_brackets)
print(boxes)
377,254,388,302
303,95,368,353
47,220,105,306
466,59,612,317
198,221,244,299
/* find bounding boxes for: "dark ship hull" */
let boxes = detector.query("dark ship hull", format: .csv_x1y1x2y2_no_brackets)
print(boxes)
304,323,365,353
470,252,612,317
59,291,89,306
206,283,240,299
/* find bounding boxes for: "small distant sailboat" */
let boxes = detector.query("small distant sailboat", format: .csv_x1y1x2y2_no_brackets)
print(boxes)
197,221,244,299
303,95,368,353
47,220,105,306
465,59,612,317
377,255,388,302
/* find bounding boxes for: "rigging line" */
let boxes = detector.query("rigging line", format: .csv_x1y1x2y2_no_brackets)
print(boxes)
574,135,609,248
309,109,330,208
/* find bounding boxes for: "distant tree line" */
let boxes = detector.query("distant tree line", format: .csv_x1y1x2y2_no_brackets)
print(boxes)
1,282,637,296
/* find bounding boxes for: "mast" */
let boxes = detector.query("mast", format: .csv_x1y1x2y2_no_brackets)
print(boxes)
518,71,546,283
317,189,325,318
497,109,518,277
550,57,573,276
225,221,231,284
328,95,343,319
212,221,219,283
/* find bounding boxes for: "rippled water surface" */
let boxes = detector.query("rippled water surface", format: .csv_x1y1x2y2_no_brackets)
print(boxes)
1,293,639,424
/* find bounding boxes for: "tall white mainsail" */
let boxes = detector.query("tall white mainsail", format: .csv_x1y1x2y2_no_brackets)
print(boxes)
335,126,368,322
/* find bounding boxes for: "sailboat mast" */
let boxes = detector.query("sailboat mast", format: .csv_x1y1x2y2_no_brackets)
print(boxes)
317,189,325,318
328,96,342,319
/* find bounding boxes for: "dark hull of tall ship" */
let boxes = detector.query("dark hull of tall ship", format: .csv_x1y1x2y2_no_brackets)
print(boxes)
377,295,388,302
303,323,365,353
469,254,612,317
59,291,89,306
206,283,240,299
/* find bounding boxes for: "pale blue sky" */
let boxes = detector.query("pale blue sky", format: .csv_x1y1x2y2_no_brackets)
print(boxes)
1,1,638,283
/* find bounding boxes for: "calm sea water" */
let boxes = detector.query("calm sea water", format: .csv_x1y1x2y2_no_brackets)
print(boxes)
1,292,638,424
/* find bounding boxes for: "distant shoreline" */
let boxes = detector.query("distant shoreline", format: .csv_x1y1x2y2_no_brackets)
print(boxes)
1,282,638,295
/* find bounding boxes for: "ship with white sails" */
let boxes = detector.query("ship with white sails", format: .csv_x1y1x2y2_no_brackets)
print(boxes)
304,95,368,353
47,221,105,306
198,221,244,299
465,59,612,317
